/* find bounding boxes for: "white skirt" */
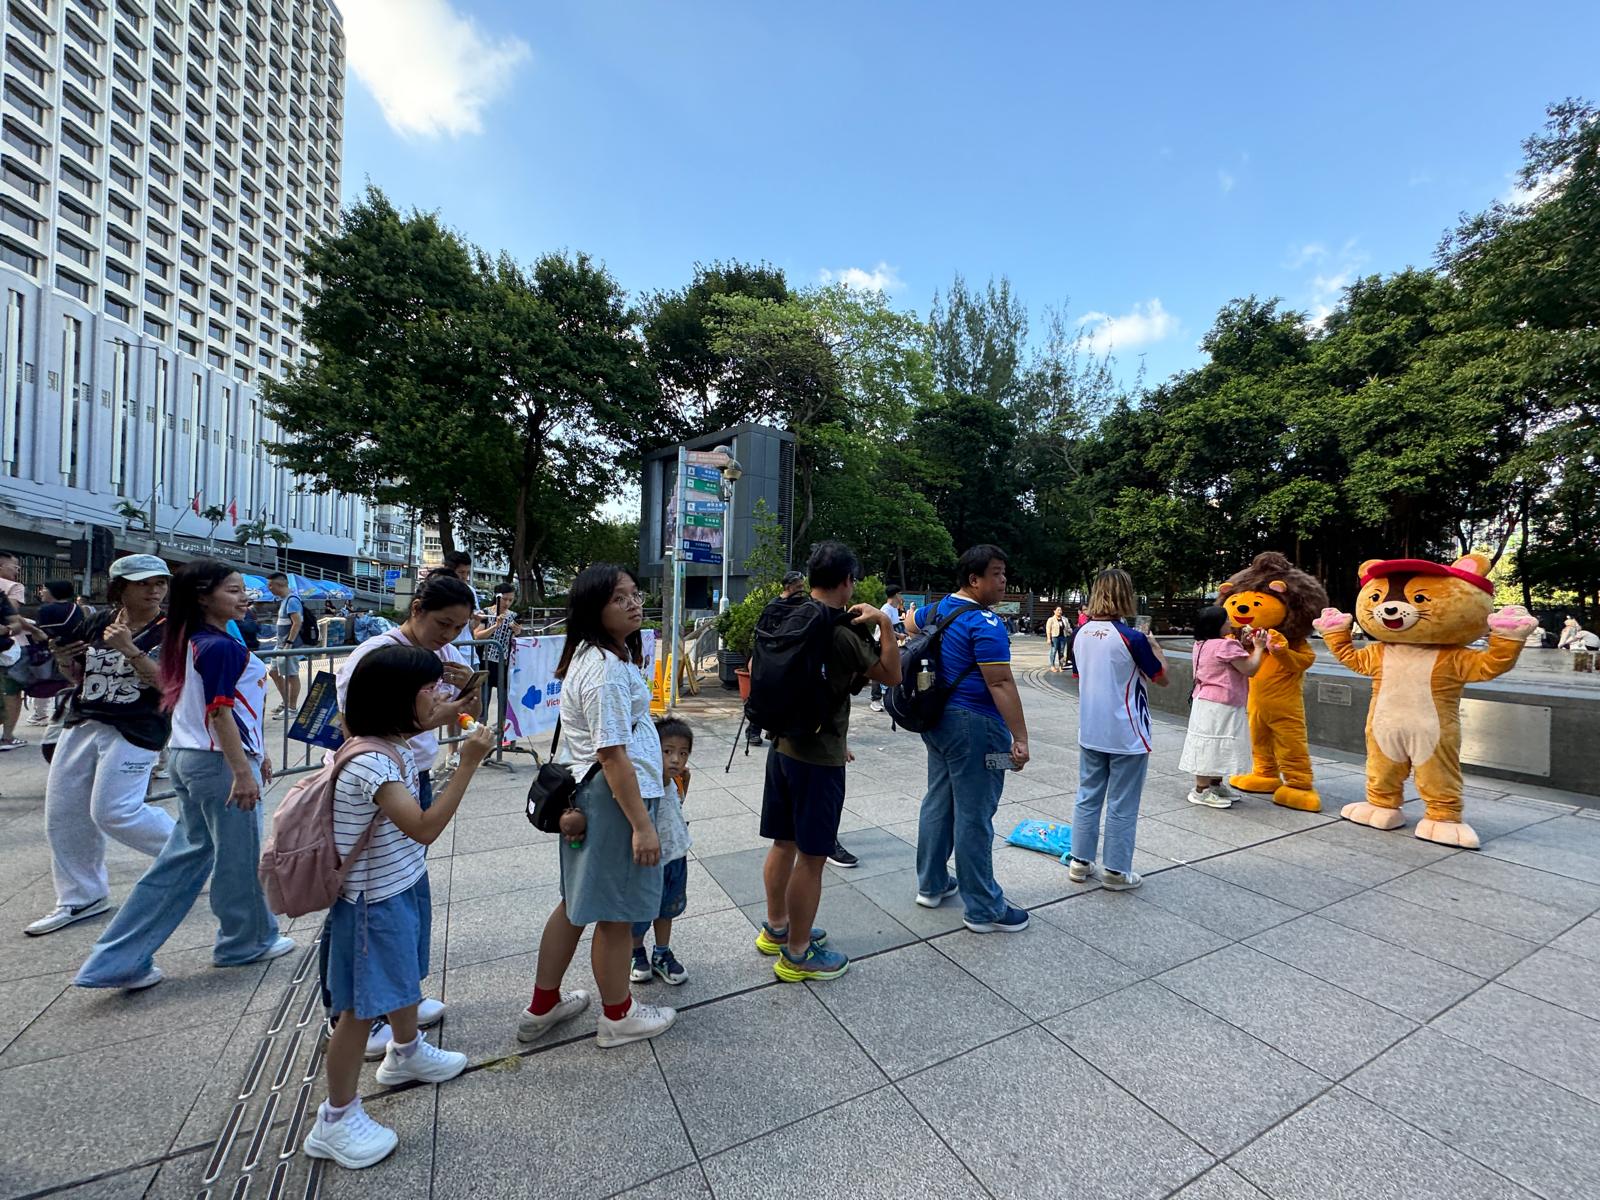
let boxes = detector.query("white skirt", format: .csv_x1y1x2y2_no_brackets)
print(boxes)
1179,698,1248,776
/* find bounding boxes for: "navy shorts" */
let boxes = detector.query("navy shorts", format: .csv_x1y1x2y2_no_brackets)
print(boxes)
761,748,846,857
631,855,688,936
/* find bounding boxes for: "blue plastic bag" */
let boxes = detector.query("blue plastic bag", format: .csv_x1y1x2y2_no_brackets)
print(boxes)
1006,818,1074,864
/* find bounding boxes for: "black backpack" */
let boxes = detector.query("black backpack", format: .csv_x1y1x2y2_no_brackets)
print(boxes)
883,598,983,733
745,595,849,738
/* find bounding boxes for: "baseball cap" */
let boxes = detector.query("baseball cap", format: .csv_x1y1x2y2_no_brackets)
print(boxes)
109,554,171,582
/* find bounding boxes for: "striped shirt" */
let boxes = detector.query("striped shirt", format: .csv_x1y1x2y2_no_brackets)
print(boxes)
332,743,427,903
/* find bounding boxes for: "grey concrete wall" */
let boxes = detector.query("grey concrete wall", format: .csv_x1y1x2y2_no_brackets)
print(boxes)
1141,645,1599,797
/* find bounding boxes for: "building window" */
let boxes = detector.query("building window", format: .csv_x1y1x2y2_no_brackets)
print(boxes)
107,227,136,258
56,270,93,303
144,313,168,340
61,125,98,164
107,262,135,290
0,239,39,277
1,122,46,164
144,281,168,307
106,296,132,322
208,348,227,370
178,332,199,355
145,251,170,279
4,43,49,89
110,161,138,192
0,201,39,239
61,162,98,200
61,89,99,132
3,84,46,126
57,236,94,268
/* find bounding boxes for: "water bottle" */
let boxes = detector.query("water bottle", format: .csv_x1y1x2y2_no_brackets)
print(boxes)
916,658,933,691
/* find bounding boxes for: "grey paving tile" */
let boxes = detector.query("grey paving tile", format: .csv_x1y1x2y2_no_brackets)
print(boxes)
612,1164,712,1199
1034,889,1230,977
1378,868,1588,942
678,785,757,821
850,867,969,937
653,985,885,1156
738,884,918,961
1190,846,1366,909
809,942,1028,1078
1245,915,1478,1021
447,844,552,902
1423,853,1600,917
1446,797,1566,842
38,1165,160,1198
701,1085,987,1199
450,810,552,855
0,1017,231,1196
1129,867,1302,940
684,810,770,857
1433,983,1600,1104
1317,890,1538,978
699,844,844,907
1230,1087,1542,1200
1480,814,1600,884
443,884,556,969
844,790,927,826
1157,944,1416,1079
633,905,780,1007
431,1039,693,1200
0,943,270,1068
1120,817,1238,865
1148,805,1295,852
1046,980,1324,1155
821,824,919,881
0,969,69,1056
933,920,1140,1021
988,842,1090,908
899,1025,1212,1199
1553,915,1600,964
1170,1165,1270,1200
1307,819,1460,866
1348,1029,1600,1200
436,950,594,1062
1252,833,1415,887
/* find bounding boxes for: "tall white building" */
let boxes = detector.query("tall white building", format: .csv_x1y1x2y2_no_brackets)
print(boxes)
0,0,367,573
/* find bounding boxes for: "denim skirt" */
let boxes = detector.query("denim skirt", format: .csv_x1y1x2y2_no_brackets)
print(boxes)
324,874,432,1021
558,771,663,927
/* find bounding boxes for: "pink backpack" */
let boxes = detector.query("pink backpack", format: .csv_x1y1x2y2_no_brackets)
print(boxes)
258,736,408,918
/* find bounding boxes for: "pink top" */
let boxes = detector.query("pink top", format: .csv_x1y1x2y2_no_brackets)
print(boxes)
1192,637,1249,706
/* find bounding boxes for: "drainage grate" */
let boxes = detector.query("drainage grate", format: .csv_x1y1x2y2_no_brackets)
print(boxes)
181,937,330,1200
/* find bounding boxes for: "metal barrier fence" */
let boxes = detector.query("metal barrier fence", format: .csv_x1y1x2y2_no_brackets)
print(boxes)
147,635,529,803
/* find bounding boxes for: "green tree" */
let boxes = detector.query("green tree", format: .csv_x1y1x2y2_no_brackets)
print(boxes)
742,497,788,591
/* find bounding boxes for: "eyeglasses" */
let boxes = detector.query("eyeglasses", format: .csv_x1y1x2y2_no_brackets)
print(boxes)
611,593,644,609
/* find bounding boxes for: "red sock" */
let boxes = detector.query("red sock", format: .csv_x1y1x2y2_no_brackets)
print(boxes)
603,996,633,1021
529,986,561,1016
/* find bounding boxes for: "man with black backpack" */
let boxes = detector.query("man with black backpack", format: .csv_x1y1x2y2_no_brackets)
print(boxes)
748,541,900,983
902,544,1031,933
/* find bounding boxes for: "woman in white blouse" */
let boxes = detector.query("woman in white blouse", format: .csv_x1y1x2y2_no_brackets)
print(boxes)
514,564,675,1049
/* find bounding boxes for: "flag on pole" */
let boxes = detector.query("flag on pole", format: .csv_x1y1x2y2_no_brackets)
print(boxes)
228,499,237,525
191,490,202,514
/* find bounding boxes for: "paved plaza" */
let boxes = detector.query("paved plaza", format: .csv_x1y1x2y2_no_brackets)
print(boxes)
2,640,1599,1200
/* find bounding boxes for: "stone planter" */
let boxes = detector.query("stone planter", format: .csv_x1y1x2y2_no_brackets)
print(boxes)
718,648,744,689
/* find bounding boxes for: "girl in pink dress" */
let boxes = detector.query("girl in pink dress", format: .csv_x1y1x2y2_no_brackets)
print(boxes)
1179,606,1265,808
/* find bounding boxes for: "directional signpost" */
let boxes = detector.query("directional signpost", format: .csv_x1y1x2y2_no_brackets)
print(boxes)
668,446,733,707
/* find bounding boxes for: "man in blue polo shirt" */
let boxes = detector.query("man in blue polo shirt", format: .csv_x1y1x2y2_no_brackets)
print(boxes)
905,544,1031,933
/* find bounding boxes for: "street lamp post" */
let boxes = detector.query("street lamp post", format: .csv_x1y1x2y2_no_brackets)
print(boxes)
713,443,743,615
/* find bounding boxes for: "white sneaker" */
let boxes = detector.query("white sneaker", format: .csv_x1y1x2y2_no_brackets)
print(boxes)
123,966,164,991
1067,859,1094,883
915,880,960,908
25,897,111,936
373,1032,467,1086
303,1101,398,1170
516,989,591,1043
221,935,296,967
1187,787,1233,810
596,1000,676,1048
365,999,448,1059
869,701,884,713
1102,869,1143,891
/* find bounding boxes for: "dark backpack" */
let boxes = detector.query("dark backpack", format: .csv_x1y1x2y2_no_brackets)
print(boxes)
745,595,849,738
883,598,983,733
299,606,321,646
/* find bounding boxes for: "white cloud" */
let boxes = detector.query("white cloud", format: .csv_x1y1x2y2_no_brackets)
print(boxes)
1284,242,1328,269
339,0,531,138
1075,299,1178,354
817,262,905,293
1217,169,1236,194
1501,167,1567,209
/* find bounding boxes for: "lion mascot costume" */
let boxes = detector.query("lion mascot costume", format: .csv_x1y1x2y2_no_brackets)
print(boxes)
1312,553,1537,849
1217,552,1330,812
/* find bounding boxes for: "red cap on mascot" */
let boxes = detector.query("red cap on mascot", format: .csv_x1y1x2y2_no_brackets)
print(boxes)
1356,557,1494,595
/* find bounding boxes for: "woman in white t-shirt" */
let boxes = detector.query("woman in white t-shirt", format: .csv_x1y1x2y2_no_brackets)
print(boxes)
515,564,675,1050
304,642,495,1171
75,559,291,991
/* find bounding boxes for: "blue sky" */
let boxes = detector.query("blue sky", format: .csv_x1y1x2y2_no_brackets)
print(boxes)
336,0,1597,385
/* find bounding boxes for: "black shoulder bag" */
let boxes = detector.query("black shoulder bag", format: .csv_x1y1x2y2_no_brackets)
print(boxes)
525,719,601,832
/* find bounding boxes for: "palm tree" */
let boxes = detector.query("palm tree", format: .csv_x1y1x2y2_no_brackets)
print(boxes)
200,504,229,542
114,500,148,531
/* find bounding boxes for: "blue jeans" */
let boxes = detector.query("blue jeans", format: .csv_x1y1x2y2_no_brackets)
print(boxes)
916,706,1011,923
1070,749,1150,875
75,748,281,986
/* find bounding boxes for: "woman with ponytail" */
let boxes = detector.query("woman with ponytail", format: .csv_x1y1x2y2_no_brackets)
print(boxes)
76,559,293,990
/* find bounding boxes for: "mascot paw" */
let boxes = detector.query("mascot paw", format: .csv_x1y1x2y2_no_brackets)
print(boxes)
1415,818,1481,850
1313,607,1353,633
1487,605,1539,640
1231,773,1283,794
1340,801,1407,831
1273,785,1323,813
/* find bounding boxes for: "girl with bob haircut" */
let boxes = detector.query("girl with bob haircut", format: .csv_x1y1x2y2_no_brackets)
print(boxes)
75,560,290,990
332,570,482,1057
304,644,495,1170
516,563,676,1049
1065,568,1169,893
